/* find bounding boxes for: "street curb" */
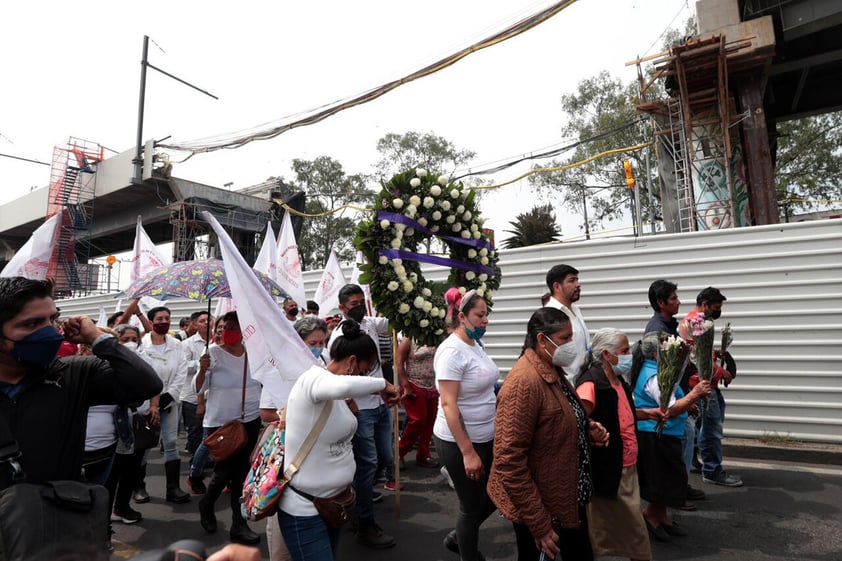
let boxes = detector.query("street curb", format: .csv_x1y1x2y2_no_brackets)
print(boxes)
723,437,842,467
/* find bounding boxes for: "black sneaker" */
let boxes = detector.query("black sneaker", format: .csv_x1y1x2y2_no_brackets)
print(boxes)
112,506,143,524
443,530,486,561
187,476,206,495
356,522,395,549
702,472,743,487
132,486,150,504
372,491,383,504
686,485,706,501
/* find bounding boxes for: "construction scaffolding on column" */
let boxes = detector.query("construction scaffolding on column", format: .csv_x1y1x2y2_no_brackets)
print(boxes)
634,34,754,232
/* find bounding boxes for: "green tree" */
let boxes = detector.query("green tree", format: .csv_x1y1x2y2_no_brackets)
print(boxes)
292,156,371,269
775,111,842,217
501,204,562,249
529,71,654,229
375,131,476,180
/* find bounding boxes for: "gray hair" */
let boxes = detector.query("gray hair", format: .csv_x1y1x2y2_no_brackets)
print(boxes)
638,332,661,359
293,315,328,340
114,324,141,337
589,328,628,364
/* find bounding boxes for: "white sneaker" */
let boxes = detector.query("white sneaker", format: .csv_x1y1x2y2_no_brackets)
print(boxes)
440,466,455,489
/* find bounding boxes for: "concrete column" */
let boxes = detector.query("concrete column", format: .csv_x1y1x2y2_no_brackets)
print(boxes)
737,73,780,225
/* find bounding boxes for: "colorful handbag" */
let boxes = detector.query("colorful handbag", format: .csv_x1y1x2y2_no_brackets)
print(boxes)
241,400,333,521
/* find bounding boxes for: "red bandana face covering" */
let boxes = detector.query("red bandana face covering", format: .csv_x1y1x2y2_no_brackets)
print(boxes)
220,329,242,346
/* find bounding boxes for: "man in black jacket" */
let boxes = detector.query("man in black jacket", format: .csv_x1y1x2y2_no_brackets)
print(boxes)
0,277,163,490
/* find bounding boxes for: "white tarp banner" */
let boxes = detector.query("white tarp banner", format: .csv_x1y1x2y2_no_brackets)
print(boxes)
129,216,169,312
202,211,318,405
275,212,306,307
1,214,60,279
313,249,346,315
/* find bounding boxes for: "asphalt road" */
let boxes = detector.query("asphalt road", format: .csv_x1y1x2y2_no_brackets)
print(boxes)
112,450,842,561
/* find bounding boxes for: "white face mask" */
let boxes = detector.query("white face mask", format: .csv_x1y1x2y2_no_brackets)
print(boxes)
121,341,138,352
543,336,579,368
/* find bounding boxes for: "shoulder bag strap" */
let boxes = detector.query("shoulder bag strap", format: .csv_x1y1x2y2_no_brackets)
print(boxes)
283,400,333,480
239,352,248,421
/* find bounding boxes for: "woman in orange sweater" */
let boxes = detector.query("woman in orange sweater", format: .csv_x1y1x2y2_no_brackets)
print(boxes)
488,307,608,561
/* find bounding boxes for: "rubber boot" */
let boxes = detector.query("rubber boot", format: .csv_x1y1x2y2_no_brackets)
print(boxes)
164,460,190,503
133,463,150,504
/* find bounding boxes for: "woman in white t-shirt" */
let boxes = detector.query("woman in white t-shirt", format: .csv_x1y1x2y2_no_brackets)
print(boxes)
194,312,263,546
278,319,401,561
434,288,500,561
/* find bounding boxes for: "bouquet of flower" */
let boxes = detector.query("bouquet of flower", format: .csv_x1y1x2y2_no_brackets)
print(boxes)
655,332,692,436
687,312,716,382
719,323,733,363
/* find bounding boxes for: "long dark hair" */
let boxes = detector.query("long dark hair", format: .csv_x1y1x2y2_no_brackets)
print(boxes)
521,307,571,356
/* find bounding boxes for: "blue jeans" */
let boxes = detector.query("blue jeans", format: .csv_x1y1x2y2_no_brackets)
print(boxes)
159,403,180,463
181,401,204,456
352,404,393,522
189,428,211,478
699,389,726,479
682,416,696,475
279,511,340,561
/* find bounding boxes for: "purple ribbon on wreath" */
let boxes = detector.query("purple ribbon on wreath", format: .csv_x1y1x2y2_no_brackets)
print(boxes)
376,211,495,277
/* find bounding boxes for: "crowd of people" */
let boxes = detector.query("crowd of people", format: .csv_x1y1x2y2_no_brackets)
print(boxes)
0,266,741,561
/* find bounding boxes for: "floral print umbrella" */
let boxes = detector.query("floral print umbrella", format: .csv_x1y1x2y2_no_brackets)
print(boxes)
123,258,288,302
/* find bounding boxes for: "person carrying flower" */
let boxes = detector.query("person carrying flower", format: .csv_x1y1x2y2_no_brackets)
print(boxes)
678,287,742,488
631,333,711,542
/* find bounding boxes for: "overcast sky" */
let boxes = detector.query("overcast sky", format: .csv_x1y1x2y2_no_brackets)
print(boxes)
1,0,692,243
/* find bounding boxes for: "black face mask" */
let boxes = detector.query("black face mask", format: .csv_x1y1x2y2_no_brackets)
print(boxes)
288,307,299,317
711,310,722,320
347,305,366,323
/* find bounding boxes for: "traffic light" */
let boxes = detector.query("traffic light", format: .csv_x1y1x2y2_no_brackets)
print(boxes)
623,158,635,189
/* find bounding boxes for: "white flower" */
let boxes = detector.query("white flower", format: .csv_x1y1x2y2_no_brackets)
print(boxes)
409,195,421,206
392,258,402,266
410,178,421,188
423,197,435,209
406,205,417,217
416,168,427,177
435,329,444,335
462,190,469,199
432,211,442,221
399,303,410,314
438,309,447,318
418,217,428,227
394,230,403,240
390,238,402,249
409,272,418,282
479,273,488,281
463,211,472,221
486,290,493,299
387,281,399,291
479,282,487,291
405,227,415,237
396,270,407,282
379,256,388,265
446,215,456,224
431,225,439,232
470,224,479,232
468,249,477,258
402,281,413,292
452,223,462,232
395,223,406,232
450,189,460,199
392,198,404,209
440,200,451,211
420,319,430,328
461,231,471,239
473,231,482,239
413,296,425,308
438,175,448,185
480,248,488,256
704,320,714,330
380,219,390,229
431,306,439,316
466,271,476,281
457,205,465,214
394,264,406,276
481,257,489,265
430,185,442,197
458,287,466,294
422,302,432,313
477,288,485,297
422,287,432,297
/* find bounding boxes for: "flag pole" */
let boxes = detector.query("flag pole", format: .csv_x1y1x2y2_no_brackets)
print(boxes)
392,328,401,518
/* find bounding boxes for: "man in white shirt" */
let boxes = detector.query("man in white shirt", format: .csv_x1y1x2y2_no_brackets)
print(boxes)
282,298,299,324
544,264,590,382
181,310,212,494
325,284,395,549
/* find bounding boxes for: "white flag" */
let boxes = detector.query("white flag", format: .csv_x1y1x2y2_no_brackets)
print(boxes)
349,251,375,316
96,304,108,328
202,211,318,405
313,250,347,315
1,214,61,279
130,216,169,283
214,297,236,318
253,223,277,280
275,212,306,307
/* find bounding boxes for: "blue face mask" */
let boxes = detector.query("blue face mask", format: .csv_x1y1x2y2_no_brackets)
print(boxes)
9,325,65,367
309,346,323,359
613,354,633,376
463,320,486,342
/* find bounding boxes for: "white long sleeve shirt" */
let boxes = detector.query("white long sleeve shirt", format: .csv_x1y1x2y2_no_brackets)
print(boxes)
279,365,386,516
324,316,389,410
140,333,188,404
546,296,590,381
181,332,211,405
